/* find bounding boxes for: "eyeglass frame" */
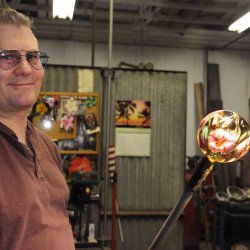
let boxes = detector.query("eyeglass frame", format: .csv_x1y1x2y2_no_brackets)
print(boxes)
0,50,49,70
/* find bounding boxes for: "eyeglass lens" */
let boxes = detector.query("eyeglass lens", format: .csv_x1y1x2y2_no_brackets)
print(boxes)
0,50,49,70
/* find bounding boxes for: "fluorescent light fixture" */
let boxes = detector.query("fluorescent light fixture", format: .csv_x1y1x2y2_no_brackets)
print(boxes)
53,0,76,20
228,11,250,33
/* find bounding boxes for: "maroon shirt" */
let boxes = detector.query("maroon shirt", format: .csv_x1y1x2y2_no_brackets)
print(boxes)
0,121,75,250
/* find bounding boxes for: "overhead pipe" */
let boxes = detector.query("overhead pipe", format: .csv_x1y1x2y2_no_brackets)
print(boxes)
117,61,139,69
220,29,250,50
117,61,154,70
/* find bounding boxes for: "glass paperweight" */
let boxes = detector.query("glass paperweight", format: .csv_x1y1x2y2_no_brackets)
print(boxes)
197,110,250,163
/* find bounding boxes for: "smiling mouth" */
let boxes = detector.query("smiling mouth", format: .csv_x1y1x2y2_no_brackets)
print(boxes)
9,83,33,86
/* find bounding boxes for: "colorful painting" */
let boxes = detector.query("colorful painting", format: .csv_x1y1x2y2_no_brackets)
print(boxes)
115,100,151,128
29,92,100,154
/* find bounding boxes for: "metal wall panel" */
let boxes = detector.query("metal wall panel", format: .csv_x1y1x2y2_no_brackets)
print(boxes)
42,66,79,92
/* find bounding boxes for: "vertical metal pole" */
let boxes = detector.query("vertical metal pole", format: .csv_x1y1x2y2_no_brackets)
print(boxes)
103,0,114,237
0,0,8,7
203,49,208,115
91,0,96,67
111,172,117,250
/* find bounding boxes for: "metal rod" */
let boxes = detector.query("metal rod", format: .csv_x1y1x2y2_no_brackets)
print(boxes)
203,49,208,115
148,156,213,250
148,190,194,250
0,0,8,8
220,29,250,50
91,0,96,67
103,0,114,236
116,201,125,243
108,0,113,70
111,172,117,250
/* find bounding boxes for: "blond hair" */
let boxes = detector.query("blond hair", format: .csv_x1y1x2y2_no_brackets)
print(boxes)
0,7,32,27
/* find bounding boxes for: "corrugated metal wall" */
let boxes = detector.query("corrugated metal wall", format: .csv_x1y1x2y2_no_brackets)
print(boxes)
107,70,187,209
42,66,79,92
101,69,187,250
42,66,187,250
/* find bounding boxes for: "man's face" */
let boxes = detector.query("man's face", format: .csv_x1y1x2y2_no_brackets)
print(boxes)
0,24,44,114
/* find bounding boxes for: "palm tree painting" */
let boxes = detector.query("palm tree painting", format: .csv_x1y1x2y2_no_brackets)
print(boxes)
115,100,151,127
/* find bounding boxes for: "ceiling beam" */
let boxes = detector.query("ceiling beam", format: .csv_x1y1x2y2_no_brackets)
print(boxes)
81,0,249,14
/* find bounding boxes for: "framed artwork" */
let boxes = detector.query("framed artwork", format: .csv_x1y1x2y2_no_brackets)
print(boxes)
29,92,100,154
115,100,151,156
115,100,151,128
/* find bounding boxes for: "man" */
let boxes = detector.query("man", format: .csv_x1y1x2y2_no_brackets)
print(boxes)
0,7,75,250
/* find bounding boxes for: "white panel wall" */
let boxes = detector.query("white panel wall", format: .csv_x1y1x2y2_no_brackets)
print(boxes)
39,39,250,158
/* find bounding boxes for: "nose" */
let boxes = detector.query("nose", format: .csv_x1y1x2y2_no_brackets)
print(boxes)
13,55,33,74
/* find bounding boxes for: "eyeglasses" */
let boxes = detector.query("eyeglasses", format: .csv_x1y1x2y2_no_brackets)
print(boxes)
0,50,49,70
